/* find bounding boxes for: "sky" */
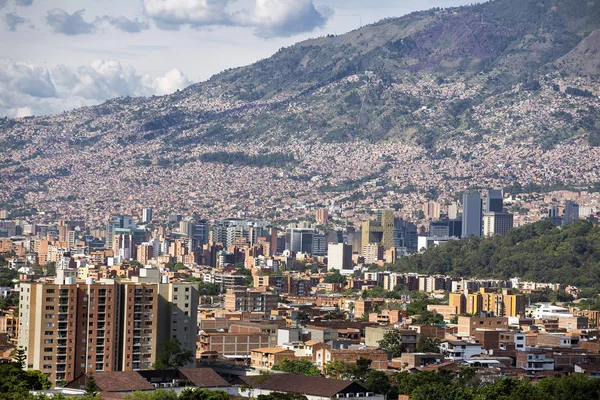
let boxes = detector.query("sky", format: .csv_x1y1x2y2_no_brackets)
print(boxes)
0,0,484,118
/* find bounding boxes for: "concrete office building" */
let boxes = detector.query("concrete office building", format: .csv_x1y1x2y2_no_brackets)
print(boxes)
327,243,353,273
285,228,327,255
563,200,580,225
462,194,482,238
486,190,503,213
483,212,514,237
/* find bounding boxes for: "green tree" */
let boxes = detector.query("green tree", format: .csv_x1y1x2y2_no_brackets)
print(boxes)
377,329,406,357
296,310,311,324
125,390,179,400
172,263,186,272
323,305,346,320
363,369,397,398
416,335,440,353
85,373,99,398
272,358,321,376
324,360,351,379
347,358,372,382
198,282,221,296
13,347,26,370
324,270,347,284
179,388,229,400
152,338,193,370
412,310,444,325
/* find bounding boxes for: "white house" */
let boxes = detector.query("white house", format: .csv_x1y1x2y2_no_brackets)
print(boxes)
439,340,485,361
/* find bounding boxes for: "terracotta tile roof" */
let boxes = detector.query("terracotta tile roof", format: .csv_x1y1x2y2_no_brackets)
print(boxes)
237,373,364,397
178,368,231,388
251,347,294,353
92,372,154,392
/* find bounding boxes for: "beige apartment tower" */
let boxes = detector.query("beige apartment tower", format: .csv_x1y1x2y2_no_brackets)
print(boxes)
18,279,198,384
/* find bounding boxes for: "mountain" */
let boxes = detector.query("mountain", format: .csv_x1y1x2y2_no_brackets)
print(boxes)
1,0,600,223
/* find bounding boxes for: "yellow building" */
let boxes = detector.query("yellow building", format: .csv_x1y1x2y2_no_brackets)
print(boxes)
361,210,395,250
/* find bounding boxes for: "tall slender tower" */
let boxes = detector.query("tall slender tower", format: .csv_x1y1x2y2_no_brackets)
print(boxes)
462,193,482,238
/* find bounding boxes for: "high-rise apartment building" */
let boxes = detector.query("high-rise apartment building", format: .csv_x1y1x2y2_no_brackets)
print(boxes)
327,243,353,273
448,202,459,219
362,210,395,250
224,288,279,315
142,208,153,224
363,243,385,264
316,209,329,225
483,212,514,237
462,194,482,238
422,201,441,220
18,279,198,384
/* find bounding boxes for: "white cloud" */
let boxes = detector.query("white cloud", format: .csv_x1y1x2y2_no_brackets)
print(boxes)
143,0,230,29
96,15,150,33
45,8,96,35
0,58,192,118
4,11,28,31
142,0,330,37
240,0,331,38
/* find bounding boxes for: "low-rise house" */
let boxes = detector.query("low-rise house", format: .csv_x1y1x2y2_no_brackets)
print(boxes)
313,346,388,372
516,350,555,372
198,331,277,360
394,353,444,371
439,340,484,361
306,325,339,343
250,347,296,370
66,371,155,394
364,326,418,351
235,373,384,400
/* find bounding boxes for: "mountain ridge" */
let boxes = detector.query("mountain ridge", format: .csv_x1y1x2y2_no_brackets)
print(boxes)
1,0,599,223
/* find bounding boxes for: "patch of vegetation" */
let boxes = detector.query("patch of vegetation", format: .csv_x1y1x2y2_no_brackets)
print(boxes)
199,151,297,168
390,220,600,287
